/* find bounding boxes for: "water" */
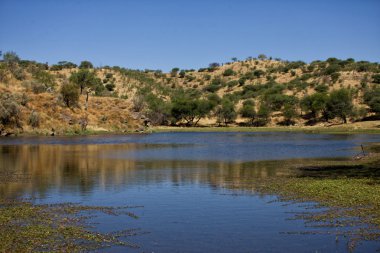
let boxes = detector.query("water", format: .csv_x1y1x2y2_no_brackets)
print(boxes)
0,132,380,252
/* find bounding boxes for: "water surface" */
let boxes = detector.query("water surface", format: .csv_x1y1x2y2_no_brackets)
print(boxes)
1,132,379,252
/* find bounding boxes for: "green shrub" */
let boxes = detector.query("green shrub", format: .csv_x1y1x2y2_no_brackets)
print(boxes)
373,74,380,84
314,84,329,93
28,111,40,128
105,83,116,91
0,93,21,127
60,82,79,108
223,69,235,76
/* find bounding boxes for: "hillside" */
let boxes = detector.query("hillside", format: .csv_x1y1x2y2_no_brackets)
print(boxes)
0,53,380,135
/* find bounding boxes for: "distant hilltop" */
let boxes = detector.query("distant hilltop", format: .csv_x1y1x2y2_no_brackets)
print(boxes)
0,52,380,135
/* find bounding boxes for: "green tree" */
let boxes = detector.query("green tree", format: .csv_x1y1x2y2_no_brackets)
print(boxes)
179,70,186,78
170,68,179,77
239,100,256,125
215,99,237,126
256,104,271,126
144,93,171,125
364,88,380,115
69,69,99,94
326,89,353,123
171,90,213,126
258,54,267,61
282,103,297,125
60,82,79,108
79,61,93,69
300,93,329,120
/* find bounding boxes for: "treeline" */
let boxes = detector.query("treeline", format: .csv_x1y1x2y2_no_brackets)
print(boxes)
133,84,379,127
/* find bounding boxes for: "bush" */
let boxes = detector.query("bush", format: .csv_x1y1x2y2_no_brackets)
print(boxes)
223,69,235,76
314,84,329,93
331,72,340,83
323,64,341,75
105,83,115,91
0,93,21,127
31,81,47,94
33,70,56,88
60,82,79,108
373,74,380,84
28,111,40,128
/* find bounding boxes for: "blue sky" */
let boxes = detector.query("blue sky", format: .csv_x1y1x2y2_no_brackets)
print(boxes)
0,0,379,71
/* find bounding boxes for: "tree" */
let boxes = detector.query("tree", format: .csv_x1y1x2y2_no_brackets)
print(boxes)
326,89,353,123
69,69,99,94
231,57,238,62
170,68,179,77
215,99,237,126
256,104,271,126
179,70,186,78
208,63,220,71
171,90,213,126
60,82,79,108
209,62,220,68
258,54,267,61
282,103,297,125
144,93,171,125
364,88,380,115
79,61,93,69
239,100,256,125
300,93,328,120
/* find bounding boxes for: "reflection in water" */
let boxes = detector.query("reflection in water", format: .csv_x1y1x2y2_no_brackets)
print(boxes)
0,143,295,199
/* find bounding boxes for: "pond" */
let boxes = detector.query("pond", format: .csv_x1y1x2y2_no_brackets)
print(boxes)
1,132,380,252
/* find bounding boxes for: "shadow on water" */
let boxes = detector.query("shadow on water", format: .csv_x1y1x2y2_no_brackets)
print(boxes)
296,161,380,179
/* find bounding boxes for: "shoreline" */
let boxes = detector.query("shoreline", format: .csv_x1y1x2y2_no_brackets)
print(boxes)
150,125,380,134
2,125,380,137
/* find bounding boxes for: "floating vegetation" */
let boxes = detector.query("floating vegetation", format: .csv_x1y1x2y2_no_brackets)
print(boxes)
0,200,142,252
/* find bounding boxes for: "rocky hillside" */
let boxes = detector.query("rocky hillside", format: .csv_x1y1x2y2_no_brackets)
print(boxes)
0,52,379,135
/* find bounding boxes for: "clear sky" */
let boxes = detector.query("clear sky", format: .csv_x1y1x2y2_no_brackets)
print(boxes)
0,0,379,71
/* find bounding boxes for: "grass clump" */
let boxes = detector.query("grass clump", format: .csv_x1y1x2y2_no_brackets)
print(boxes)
0,200,141,252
